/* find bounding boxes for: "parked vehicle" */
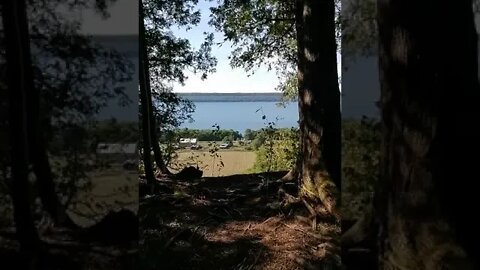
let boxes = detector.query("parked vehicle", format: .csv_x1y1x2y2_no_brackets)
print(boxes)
219,142,232,149
190,144,202,150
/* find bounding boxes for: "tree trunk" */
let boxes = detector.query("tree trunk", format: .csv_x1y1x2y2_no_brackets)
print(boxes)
147,84,170,175
2,0,41,267
295,0,340,217
139,0,170,176
3,0,71,228
375,0,480,268
139,0,156,186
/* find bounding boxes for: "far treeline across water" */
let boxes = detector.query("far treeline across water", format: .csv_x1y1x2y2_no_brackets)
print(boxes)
177,92,296,102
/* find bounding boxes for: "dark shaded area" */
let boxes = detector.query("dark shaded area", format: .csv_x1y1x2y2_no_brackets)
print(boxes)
0,0,139,268
140,171,340,270
0,209,138,269
142,227,268,270
340,219,376,269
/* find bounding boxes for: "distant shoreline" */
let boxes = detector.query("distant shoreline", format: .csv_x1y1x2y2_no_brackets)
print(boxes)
176,92,297,103
176,92,281,95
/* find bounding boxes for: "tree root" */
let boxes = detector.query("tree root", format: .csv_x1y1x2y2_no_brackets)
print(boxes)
280,168,298,182
299,171,340,223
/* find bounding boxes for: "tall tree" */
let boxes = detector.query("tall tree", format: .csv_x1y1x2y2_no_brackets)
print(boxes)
371,0,480,268
140,0,171,175
2,0,42,267
32,0,132,206
141,0,216,177
27,0,131,227
1,0,133,229
210,0,341,214
295,0,341,215
140,0,157,185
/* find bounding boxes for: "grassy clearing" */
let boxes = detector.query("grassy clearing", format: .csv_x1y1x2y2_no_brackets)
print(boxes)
68,166,138,227
174,140,254,152
170,150,257,177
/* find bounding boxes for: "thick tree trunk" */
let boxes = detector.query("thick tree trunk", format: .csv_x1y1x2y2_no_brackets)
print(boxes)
375,0,480,268
2,0,41,267
139,0,156,186
4,0,71,228
295,0,340,217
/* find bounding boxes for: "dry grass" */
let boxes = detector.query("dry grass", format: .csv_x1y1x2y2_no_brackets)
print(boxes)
68,166,138,227
170,151,257,177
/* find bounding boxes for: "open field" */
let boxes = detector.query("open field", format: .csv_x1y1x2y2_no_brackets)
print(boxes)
170,150,257,177
0,165,137,230
68,166,138,227
174,140,254,152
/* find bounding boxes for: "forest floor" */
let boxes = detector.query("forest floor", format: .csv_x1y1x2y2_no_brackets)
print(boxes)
140,171,340,270
0,165,138,270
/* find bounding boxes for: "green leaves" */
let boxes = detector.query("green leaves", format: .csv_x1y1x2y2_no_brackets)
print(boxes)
143,0,217,86
209,0,296,74
342,117,381,195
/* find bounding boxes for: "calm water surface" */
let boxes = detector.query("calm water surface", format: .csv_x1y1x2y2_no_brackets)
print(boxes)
180,101,299,133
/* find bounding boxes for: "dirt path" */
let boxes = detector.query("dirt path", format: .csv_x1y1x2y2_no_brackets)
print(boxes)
140,171,340,270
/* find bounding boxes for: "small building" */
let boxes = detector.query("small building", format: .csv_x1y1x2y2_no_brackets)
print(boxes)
178,138,198,148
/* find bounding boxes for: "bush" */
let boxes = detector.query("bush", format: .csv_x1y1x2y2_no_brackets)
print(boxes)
342,117,381,219
251,128,299,173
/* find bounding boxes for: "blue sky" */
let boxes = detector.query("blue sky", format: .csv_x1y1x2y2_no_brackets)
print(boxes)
79,0,342,94
169,0,280,93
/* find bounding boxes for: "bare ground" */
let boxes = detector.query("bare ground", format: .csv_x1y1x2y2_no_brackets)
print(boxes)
140,171,340,270
0,166,138,269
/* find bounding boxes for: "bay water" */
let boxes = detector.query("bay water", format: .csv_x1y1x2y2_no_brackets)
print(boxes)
178,93,299,133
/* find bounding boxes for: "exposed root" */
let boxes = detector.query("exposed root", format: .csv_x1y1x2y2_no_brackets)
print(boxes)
300,171,340,221
280,168,298,182
278,188,301,205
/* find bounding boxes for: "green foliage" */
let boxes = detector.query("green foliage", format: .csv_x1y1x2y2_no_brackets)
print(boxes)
222,135,234,143
251,136,265,150
251,127,299,173
152,92,195,166
209,0,297,100
17,0,133,212
209,0,296,71
341,117,381,219
342,117,380,193
29,1,134,129
144,0,217,86
142,0,218,168
171,128,242,142
339,0,377,66
209,0,342,102
92,119,138,143
246,116,381,195
206,124,225,176
244,128,255,140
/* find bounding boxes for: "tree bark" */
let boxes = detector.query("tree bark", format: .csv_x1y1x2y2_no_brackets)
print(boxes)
147,84,170,175
2,0,41,267
295,0,340,216
3,0,72,228
140,0,170,176
375,0,480,268
139,0,156,186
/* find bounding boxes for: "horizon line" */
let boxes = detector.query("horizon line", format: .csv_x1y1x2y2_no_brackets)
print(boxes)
174,92,282,94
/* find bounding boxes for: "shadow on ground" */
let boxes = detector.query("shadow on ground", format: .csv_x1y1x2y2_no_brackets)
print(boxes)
140,171,340,270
